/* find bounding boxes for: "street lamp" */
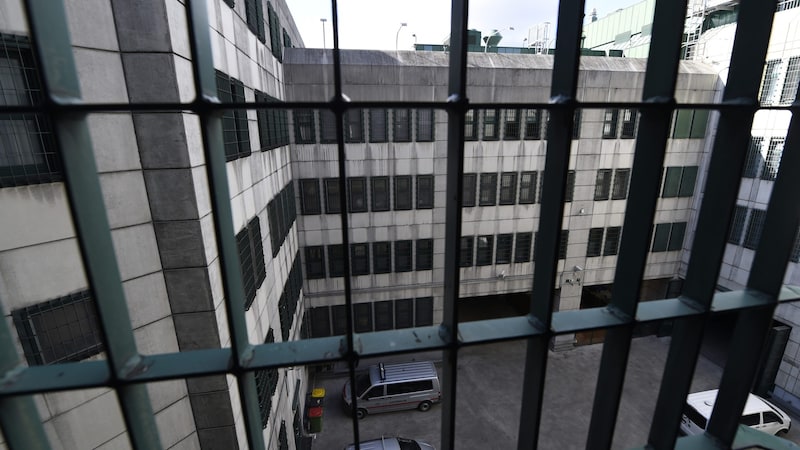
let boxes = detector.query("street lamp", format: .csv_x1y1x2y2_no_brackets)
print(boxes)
412,33,417,49
396,22,407,52
320,18,327,49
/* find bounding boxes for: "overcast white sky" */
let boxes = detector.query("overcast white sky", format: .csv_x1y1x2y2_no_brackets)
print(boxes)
284,0,643,50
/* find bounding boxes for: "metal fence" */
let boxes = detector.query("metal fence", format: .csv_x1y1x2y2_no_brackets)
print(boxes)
1,0,800,449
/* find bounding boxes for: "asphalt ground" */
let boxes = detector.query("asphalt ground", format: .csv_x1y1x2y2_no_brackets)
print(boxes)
306,336,800,449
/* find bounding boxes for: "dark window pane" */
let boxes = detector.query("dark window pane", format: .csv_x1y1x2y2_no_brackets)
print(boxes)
672,110,693,138
374,301,393,331
354,303,372,333
594,169,612,200
668,222,686,251
293,109,316,144
662,167,682,198
476,235,494,266
417,109,434,142
319,109,337,143
504,109,520,139
395,240,413,272
519,171,537,204
678,166,698,197
728,206,748,245
465,109,478,141
324,178,341,214
790,229,800,263
483,109,499,140
344,109,363,143
499,172,517,205
496,234,513,264
304,246,325,279
514,232,532,262
348,178,367,213
369,108,388,142
524,109,541,140
604,227,622,256
743,137,764,178
350,243,370,275
564,170,576,202
417,175,434,209
558,230,569,260
416,239,433,270
611,169,630,200
744,209,767,250
620,108,637,138
373,241,391,274
395,299,413,328
460,236,474,267
415,297,434,326
652,223,671,252
394,176,412,210
394,109,411,142
332,305,347,335
310,307,331,337
463,173,477,207
587,228,604,257
328,244,344,277
299,179,321,214
371,177,390,211
479,173,497,206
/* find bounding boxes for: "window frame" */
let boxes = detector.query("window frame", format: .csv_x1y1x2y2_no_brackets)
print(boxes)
479,173,498,206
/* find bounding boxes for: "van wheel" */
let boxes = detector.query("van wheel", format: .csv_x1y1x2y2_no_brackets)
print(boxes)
418,401,432,412
356,409,367,420
777,428,788,436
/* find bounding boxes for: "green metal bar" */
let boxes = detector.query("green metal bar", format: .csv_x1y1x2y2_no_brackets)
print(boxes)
184,3,265,449
440,0,470,449
649,0,775,447
22,0,161,448
518,1,584,449
587,2,687,447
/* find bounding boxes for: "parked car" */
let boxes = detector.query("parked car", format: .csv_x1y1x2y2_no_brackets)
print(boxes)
680,389,791,436
344,436,435,450
343,361,441,419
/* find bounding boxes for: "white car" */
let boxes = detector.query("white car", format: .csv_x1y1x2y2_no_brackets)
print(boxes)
680,389,791,436
344,436,435,450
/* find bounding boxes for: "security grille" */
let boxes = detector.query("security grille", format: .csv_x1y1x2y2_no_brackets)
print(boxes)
1,1,800,450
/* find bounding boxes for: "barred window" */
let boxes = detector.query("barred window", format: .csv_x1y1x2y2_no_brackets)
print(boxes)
504,109,520,139
781,56,800,104
496,234,513,264
594,169,612,201
476,235,494,266
266,2,282,61
328,244,344,277
460,236,474,267
417,109,434,142
524,109,541,140
216,71,250,161
373,242,392,274
743,137,764,178
255,91,289,150
319,109,337,143
564,170,576,202
304,246,325,279
394,108,411,142
395,240,413,272
514,232,533,263
762,137,784,181
519,171,537,204
417,175,434,209
371,177,390,212
791,228,800,263
602,109,619,139
344,109,364,143
620,108,638,138
13,290,103,365
463,173,477,207
587,228,604,257
728,206,748,245
465,108,478,141
483,109,499,140
324,178,340,214
350,243,370,275
499,172,517,205
394,175,412,210
299,179,321,215
348,177,367,213
254,329,278,428
293,109,316,144
244,0,265,43
416,239,433,270
558,230,569,260
611,169,630,200
0,35,59,187
369,108,388,142
239,217,266,309
744,209,767,250
604,226,622,256
759,59,782,106
479,173,498,206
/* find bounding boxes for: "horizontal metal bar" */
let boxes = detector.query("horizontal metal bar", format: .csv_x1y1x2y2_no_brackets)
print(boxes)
551,307,630,334
458,317,544,345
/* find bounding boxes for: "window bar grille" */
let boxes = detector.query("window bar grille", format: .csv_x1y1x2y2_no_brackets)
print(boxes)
184,2,266,448
586,1,689,449
19,0,161,448
517,1,584,449
649,0,776,448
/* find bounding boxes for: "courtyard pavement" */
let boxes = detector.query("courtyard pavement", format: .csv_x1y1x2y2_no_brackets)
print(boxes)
305,335,800,449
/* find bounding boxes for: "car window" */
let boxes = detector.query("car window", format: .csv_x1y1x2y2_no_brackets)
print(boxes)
740,413,760,426
355,374,372,397
764,411,782,423
364,386,384,399
397,438,421,450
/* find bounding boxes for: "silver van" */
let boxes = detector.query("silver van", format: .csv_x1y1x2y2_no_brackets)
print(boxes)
342,361,441,419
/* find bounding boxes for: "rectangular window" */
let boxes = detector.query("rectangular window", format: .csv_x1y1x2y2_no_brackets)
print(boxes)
304,246,325,279
476,235,494,266
254,329,278,428
744,209,767,250
594,169,612,201
728,206,748,245
667,222,687,251
652,223,671,252
371,177,390,212
611,169,630,200
328,244,344,277
519,171,537,204
13,291,103,365
374,301,394,331
393,109,411,142
354,303,372,333
216,71,250,161
293,109,316,144
0,36,60,188
524,109,541,140
465,109,478,141
661,167,682,198
344,109,364,143
373,242,391,274
462,173,477,207
331,305,347,335
499,172,517,205
395,240,413,272
483,109,499,140
743,137,764,178
678,166,698,197
762,137,784,181
672,110,692,138
504,109,521,139
394,175,412,210
319,109,337,143
573,109,582,139
324,178,341,214
255,91,289,151
760,59,782,105
244,0,266,43
416,175,434,209
416,239,433,270
620,108,638,138
348,177,367,213
791,229,800,263
239,217,266,309
266,2,282,61
417,109,434,142
558,230,569,260
415,297,434,326
514,232,533,263
299,179,321,214
460,236,474,267
602,108,619,138
479,173,498,206
350,243,370,275
564,170,576,202
369,108,388,142
395,299,413,329
310,307,331,337
587,228,604,257
496,234,513,264
604,226,622,256
781,56,800,104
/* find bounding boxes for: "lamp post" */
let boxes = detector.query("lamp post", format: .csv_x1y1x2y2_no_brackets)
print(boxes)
412,33,417,49
321,18,327,49
396,22,407,52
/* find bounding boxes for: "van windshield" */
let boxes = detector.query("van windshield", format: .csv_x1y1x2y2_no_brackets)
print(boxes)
355,373,372,397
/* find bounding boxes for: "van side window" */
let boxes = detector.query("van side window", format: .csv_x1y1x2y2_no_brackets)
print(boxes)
740,413,760,426
764,411,782,423
387,380,433,395
364,386,384,399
